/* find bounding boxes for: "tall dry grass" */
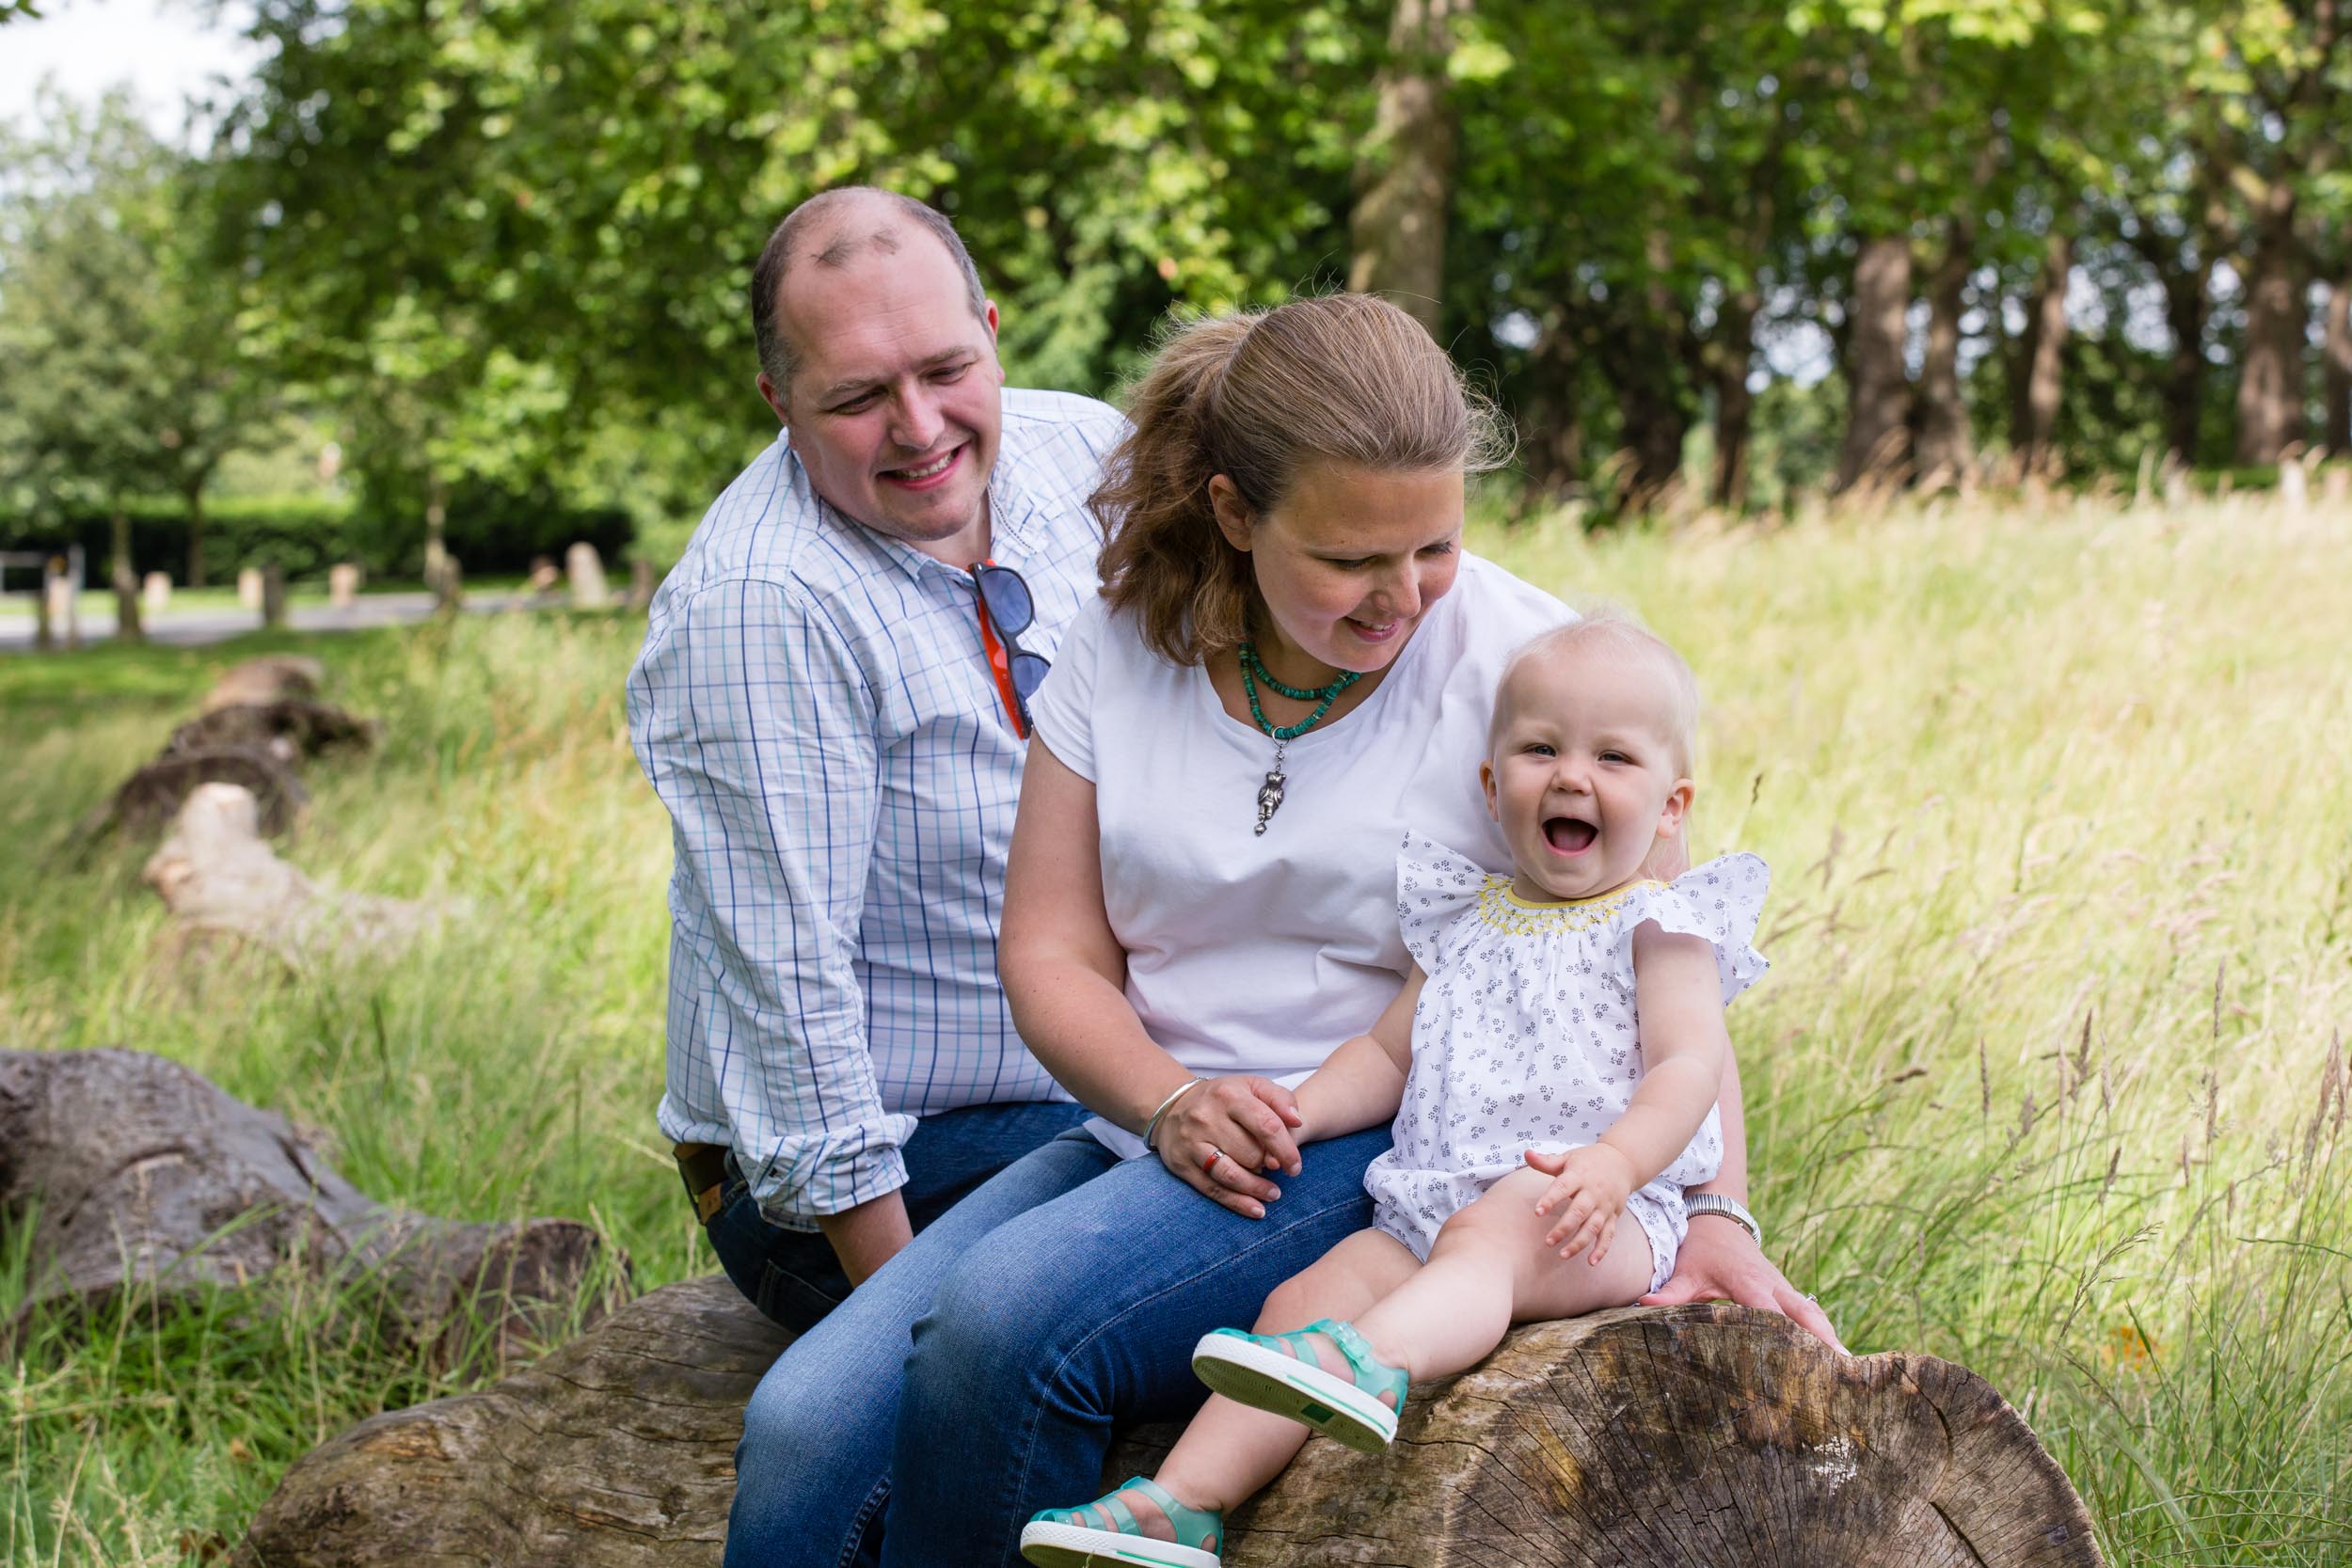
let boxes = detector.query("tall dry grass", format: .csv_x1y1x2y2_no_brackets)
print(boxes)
4,490,2347,1564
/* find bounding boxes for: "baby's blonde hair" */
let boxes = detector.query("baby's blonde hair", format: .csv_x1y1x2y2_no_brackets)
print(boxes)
1488,610,1702,780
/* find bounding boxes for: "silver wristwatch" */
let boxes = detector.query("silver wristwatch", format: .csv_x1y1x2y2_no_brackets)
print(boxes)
1685,1194,1762,1248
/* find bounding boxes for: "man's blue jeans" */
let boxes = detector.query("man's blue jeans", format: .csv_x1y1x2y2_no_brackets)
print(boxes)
723,1122,1391,1568
704,1100,1095,1334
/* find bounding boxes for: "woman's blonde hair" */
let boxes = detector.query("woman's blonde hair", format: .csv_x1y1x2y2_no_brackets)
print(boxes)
1090,293,1508,666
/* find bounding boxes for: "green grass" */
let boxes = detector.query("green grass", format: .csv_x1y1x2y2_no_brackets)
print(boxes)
5,491,2349,1564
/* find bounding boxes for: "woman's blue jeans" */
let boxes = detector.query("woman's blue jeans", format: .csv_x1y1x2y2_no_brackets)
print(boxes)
723,1122,1391,1568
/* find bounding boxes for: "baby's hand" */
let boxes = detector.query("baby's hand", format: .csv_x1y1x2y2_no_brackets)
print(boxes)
1525,1145,1636,1264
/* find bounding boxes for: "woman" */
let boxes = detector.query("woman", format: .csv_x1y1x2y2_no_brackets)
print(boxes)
727,295,1834,1568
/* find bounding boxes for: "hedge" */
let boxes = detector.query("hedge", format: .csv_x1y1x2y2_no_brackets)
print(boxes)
0,491,633,584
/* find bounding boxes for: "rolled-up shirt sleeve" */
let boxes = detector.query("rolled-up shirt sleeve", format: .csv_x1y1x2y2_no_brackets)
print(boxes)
629,576,918,1227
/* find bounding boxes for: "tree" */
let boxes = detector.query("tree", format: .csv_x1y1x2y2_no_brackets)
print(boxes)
217,0,1381,536
0,94,277,627
1349,0,1465,337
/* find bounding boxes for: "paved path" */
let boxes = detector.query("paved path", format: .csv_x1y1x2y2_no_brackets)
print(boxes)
0,593,533,653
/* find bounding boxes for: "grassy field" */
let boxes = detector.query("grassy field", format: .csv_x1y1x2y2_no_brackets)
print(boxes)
4,491,2347,1565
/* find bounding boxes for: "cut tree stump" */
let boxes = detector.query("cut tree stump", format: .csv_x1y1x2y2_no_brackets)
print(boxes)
140,783,447,963
0,1048,622,1369
235,1275,2103,1568
203,655,325,714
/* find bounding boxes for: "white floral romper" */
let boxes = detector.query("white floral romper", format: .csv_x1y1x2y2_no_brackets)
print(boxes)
1362,833,1772,1291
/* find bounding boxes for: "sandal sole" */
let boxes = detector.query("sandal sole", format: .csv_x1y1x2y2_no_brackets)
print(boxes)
1020,1520,1221,1568
1190,1333,1398,1453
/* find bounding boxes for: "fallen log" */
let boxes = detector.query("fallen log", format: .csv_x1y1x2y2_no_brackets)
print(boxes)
87,745,310,842
167,700,381,764
0,1048,622,1370
236,1275,2102,1568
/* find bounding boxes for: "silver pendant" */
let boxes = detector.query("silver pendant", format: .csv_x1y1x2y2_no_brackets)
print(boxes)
1253,741,1287,835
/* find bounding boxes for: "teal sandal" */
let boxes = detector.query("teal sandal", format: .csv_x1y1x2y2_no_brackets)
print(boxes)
1020,1474,1224,1568
1190,1317,1408,1452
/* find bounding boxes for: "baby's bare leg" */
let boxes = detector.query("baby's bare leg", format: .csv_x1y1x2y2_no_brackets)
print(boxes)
1354,1167,1654,1382
1150,1227,1421,1516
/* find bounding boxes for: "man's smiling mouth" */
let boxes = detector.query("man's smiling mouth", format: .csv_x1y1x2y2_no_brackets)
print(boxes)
882,446,961,482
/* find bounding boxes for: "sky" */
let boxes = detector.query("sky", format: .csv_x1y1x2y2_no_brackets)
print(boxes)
0,0,264,144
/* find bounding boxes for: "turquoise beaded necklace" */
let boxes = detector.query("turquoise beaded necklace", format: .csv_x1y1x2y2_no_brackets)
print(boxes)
1237,641,1360,835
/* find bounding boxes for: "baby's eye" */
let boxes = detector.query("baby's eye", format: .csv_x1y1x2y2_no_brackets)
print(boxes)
1524,742,1557,757
1598,750,1630,764
1327,557,1373,571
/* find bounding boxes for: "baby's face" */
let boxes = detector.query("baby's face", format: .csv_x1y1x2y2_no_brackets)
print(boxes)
1481,641,1693,903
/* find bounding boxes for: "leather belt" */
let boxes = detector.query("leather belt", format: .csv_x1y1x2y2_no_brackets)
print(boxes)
674,1141,731,1225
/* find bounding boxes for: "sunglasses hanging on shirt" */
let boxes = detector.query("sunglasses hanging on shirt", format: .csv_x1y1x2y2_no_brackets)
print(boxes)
971,560,1051,737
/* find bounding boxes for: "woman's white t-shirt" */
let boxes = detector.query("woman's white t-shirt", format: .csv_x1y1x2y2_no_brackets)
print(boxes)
1024,554,1572,1157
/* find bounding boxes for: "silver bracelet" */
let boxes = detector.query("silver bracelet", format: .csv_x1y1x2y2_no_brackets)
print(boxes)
1141,1078,1203,1152
1685,1194,1763,1249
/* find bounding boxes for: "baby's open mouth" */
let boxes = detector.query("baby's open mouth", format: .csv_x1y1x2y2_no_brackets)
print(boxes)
1543,816,1597,854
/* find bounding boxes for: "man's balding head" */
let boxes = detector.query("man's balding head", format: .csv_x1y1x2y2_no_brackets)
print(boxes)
750,187,989,404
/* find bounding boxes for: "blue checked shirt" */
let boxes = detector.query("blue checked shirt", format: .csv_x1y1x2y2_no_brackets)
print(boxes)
628,388,1126,1227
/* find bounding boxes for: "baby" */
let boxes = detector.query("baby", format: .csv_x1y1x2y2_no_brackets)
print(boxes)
1020,615,1771,1568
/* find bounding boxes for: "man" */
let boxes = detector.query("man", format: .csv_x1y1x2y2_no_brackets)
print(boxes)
628,187,1124,1328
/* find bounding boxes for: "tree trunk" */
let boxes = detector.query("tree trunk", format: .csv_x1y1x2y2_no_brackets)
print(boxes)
1836,235,1914,491
2233,185,2307,467
110,508,145,644
186,482,209,589
2324,274,2351,458
2160,261,2212,467
1598,315,1692,513
1709,292,1760,511
237,1275,2106,1568
1348,0,1462,339
1519,319,1588,504
1914,219,1975,491
422,473,451,596
2010,232,2072,477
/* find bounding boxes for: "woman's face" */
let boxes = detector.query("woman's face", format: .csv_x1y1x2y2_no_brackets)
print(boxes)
1212,459,1465,676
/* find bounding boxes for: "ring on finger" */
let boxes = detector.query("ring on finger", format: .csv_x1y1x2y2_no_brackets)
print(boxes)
1202,1145,1224,1172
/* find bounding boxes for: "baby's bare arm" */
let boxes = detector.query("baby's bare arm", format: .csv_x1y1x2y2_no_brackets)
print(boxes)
1597,925,1730,1186
1292,967,1425,1142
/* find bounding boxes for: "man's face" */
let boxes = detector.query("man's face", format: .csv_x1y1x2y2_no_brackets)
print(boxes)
763,233,1004,562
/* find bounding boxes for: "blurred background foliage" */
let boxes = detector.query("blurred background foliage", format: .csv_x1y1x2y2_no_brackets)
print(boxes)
3,0,2351,585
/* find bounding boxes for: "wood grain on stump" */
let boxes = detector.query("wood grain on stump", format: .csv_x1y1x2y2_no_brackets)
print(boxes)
237,1275,2101,1568
1209,1303,2101,1567
0,1048,620,1369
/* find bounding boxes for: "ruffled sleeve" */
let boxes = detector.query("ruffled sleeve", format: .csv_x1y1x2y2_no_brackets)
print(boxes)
1619,853,1772,1006
1395,832,1494,975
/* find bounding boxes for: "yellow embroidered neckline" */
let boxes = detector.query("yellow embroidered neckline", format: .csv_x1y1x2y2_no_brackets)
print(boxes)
1475,876,1663,935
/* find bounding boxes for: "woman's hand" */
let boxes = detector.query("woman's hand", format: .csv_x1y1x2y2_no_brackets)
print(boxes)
1644,1213,1845,1352
1156,1075,1304,1219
